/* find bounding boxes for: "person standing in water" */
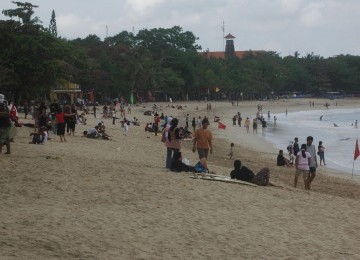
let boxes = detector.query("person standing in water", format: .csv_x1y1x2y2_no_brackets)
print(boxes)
318,141,326,166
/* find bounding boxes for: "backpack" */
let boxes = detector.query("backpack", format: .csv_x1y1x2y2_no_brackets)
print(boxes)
194,161,206,173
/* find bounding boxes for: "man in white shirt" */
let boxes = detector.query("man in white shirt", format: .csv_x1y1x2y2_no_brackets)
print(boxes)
86,126,99,138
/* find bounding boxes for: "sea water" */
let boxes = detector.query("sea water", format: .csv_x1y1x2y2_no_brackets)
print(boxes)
263,108,360,176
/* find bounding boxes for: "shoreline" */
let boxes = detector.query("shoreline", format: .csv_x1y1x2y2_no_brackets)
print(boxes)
180,99,360,178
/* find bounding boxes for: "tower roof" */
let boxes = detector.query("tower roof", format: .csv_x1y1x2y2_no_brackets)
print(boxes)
224,33,236,39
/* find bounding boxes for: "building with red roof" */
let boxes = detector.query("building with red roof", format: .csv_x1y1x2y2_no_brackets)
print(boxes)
202,33,265,59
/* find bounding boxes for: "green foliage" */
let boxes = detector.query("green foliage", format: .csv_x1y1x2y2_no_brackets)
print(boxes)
49,9,57,37
2,1,41,25
1,1,360,102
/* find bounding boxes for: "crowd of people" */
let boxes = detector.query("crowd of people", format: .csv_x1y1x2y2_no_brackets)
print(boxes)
276,135,326,190
162,115,224,178
155,104,274,187
1,96,332,190
0,96,141,153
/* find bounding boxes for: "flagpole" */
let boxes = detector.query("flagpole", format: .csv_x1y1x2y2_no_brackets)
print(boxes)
352,160,355,179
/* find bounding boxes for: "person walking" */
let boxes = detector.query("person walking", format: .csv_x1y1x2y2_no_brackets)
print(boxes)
244,117,250,133
306,136,318,189
191,117,196,133
93,105,96,118
56,107,67,142
112,109,117,125
318,141,326,165
252,118,258,134
192,118,213,171
68,104,77,135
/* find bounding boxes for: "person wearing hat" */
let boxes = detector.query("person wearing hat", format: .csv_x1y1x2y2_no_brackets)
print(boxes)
192,117,213,171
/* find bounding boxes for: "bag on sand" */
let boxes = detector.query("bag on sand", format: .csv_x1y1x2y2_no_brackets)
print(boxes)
194,161,206,173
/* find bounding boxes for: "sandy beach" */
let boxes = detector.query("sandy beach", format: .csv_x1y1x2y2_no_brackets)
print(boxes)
1,98,360,259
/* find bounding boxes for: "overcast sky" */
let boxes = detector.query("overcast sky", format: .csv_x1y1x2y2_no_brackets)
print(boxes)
2,0,360,57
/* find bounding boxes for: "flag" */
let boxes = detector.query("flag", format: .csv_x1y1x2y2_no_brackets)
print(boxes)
218,122,226,130
354,139,360,160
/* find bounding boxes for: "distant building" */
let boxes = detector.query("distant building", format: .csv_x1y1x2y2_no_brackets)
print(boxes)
202,33,265,59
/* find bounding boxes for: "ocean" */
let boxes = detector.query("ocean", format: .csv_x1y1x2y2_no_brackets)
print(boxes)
263,108,360,176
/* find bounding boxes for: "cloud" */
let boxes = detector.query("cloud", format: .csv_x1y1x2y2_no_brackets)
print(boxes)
125,0,166,13
276,0,303,13
299,2,325,27
57,14,107,38
2,0,360,56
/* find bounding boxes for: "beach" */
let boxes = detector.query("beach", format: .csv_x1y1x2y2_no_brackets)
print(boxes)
1,99,360,259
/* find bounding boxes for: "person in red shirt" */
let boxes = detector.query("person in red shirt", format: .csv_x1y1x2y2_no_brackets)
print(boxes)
56,107,75,142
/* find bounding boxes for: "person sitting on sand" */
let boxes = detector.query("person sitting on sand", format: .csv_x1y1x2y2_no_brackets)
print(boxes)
145,122,154,132
97,123,110,139
78,113,87,125
84,126,100,139
131,117,140,126
29,126,48,144
170,151,196,173
277,150,292,167
230,159,270,186
194,158,208,173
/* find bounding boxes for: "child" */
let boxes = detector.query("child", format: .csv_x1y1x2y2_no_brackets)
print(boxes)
122,120,129,136
112,109,116,125
228,143,234,159
29,127,48,144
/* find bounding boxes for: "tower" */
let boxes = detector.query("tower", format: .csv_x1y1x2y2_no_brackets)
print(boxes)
224,33,236,58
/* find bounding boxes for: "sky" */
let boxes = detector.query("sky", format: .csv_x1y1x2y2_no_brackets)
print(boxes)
1,0,360,57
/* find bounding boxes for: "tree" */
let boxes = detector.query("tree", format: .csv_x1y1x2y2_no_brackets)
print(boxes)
2,1,41,25
49,9,57,37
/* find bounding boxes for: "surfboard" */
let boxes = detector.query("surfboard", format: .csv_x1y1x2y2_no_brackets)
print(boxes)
190,175,257,187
